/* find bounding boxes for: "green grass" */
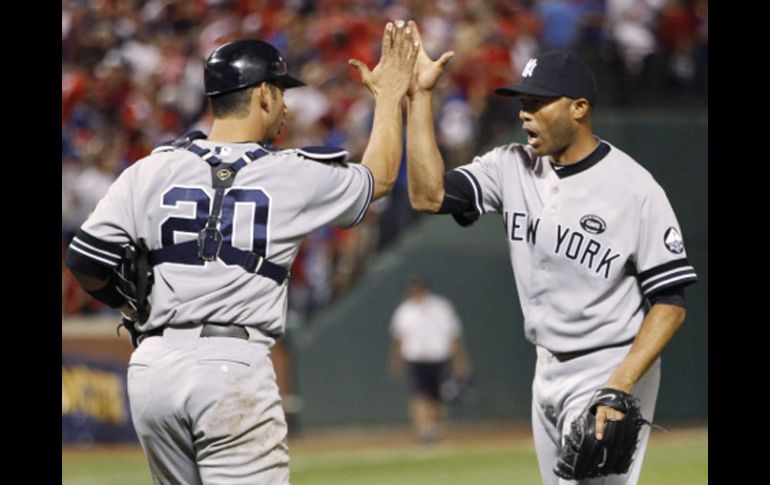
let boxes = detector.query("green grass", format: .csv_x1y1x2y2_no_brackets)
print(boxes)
640,439,708,484
62,451,150,485
290,446,541,485
62,430,707,484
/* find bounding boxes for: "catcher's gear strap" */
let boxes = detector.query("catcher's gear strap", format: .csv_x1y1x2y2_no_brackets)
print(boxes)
117,317,142,348
295,146,348,165
149,240,288,284
148,133,289,284
151,130,208,153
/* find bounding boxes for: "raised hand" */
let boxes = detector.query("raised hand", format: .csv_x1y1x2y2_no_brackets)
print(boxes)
349,20,419,100
406,20,455,97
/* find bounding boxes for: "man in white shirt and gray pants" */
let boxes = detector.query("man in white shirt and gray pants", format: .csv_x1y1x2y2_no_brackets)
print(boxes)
389,276,471,443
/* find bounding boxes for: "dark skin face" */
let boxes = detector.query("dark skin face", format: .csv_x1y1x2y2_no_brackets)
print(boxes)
518,95,580,160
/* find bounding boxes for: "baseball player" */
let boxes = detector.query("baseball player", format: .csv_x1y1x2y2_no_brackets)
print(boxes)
403,21,698,485
65,23,418,484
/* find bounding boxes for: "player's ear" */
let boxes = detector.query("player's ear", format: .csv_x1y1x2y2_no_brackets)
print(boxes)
570,98,590,121
256,82,271,112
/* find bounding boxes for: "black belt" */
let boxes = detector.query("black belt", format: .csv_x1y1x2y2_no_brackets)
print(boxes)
551,337,635,362
143,323,249,340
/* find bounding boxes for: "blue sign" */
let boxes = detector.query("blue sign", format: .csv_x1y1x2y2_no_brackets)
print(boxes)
62,354,137,444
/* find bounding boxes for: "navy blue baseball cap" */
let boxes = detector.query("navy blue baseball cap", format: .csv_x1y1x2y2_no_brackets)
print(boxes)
495,50,598,105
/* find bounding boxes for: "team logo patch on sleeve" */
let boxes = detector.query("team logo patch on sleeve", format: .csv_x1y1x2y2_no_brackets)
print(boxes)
580,215,606,234
664,227,684,254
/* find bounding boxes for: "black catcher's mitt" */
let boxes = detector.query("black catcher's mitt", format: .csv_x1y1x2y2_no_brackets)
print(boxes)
554,388,651,481
114,238,154,347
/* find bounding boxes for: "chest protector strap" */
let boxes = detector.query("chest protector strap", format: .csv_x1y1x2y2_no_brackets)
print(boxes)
149,132,289,284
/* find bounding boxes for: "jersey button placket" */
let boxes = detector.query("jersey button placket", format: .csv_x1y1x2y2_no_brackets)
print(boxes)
545,178,560,217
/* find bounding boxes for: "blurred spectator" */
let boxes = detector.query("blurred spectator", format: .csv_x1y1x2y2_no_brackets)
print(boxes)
606,0,664,76
536,0,585,51
656,0,705,94
389,277,471,443
438,94,475,168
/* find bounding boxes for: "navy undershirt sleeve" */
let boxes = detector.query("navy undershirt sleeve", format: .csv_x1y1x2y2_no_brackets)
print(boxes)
438,171,480,226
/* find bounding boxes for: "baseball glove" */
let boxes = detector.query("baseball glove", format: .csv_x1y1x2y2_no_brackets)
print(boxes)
114,238,154,347
554,388,651,481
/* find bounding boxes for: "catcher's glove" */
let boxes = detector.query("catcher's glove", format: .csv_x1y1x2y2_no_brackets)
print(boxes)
554,388,652,480
114,238,154,347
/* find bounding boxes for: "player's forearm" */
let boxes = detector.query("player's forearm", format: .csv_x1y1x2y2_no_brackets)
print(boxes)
406,92,445,212
605,303,686,392
361,95,404,201
71,270,110,292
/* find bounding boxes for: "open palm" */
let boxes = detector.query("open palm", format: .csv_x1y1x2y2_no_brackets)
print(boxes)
407,20,455,96
349,21,418,99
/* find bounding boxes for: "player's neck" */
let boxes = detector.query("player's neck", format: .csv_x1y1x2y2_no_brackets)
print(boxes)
551,133,599,166
208,117,265,144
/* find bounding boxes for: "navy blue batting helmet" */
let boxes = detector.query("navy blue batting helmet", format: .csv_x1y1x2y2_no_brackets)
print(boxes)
204,39,305,97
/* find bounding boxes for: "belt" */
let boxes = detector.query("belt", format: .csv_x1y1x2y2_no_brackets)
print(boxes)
551,337,635,363
143,323,249,340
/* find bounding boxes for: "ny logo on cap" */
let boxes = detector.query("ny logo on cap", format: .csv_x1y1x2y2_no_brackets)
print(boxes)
522,58,538,78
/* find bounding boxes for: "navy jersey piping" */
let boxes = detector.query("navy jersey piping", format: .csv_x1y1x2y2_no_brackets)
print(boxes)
551,141,611,178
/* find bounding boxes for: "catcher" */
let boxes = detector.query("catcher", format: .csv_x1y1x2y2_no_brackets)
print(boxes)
65,25,419,484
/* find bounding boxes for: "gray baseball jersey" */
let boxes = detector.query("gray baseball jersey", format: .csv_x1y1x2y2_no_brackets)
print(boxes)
67,139,373,337
449,139,697,353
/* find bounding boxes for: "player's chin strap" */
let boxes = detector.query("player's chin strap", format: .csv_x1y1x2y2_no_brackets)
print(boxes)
148,131,289,285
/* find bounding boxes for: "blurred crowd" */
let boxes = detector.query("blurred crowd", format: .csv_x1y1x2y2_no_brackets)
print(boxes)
62,0,708,324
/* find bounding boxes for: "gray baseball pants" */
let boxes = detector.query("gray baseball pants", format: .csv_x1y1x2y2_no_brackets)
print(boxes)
127,326,290,485
532,343,661,485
